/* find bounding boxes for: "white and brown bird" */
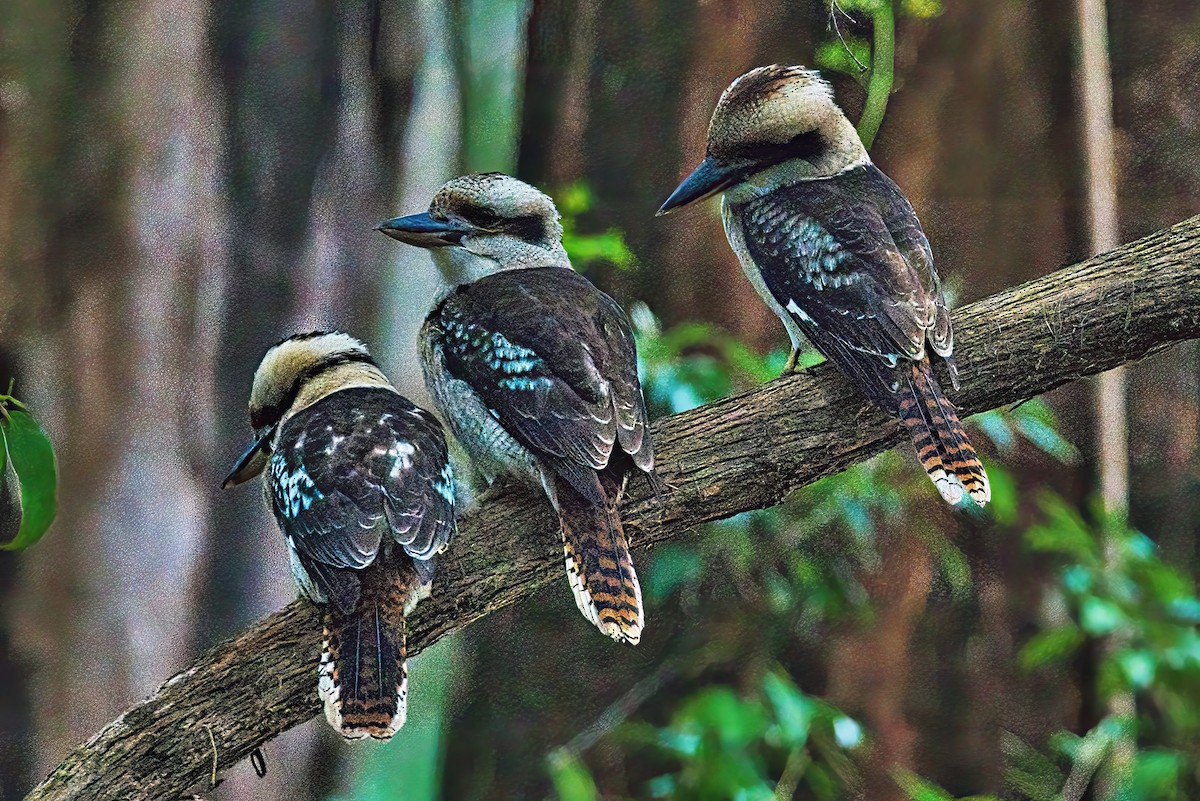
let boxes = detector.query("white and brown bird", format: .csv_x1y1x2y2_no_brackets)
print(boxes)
223,331,456,739
659,65,989,507
377,173,656,645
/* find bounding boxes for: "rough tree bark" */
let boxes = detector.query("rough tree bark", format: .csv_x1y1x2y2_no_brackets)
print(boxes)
25,216,1200,801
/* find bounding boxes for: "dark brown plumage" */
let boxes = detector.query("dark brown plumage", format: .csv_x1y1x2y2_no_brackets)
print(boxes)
736,164,988,506
424,266,653,644
225,332,455,742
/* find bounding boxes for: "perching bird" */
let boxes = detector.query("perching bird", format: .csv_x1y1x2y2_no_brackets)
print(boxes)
223,331,455,739
377,173,656,645
658,65,989,507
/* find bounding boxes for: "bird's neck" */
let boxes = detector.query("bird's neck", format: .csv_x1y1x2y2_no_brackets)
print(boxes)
431,241,571,287
287,364,396,420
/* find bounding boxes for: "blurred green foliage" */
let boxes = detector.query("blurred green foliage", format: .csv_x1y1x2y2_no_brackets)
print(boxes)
541,296,1198,800
0,386,57,551
558,182,636,273
550,671,863,801
1009,496,1200,799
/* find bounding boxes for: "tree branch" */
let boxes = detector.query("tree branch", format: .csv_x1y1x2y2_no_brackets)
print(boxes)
27,217,1200,801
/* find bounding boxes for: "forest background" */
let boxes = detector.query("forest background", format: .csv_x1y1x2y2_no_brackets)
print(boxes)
1,1,1198,799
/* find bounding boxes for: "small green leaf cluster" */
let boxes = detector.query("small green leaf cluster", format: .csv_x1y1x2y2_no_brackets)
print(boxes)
1010,496,1200,799
558,182,636,273
549,672,862,801
0,386,57,551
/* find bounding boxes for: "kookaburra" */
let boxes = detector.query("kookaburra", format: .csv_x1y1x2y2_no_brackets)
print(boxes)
658,65,989,507
377,173,656,645
223,331,456,740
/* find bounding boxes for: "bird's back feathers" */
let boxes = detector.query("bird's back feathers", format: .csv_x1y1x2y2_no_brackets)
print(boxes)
270,386,455,607
731,163,987,506
423,265,655,643
430,266,654,495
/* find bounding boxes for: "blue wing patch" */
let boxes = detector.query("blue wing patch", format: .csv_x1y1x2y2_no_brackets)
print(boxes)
270,453,326,518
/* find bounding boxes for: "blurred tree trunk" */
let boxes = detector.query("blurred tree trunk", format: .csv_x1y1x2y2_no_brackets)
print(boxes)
1074,0,1135,796
827,529,933,801
0,0,230,788
1108,0,1200,575
205,1,426,797
0,1,426,798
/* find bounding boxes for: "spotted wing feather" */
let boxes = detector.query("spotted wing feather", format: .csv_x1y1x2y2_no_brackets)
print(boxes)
433,267,654,501
740,164,949,391
738,163,986,506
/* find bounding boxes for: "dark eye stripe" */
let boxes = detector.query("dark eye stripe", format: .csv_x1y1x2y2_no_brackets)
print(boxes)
457,205,549,245
501,214,549,244
727,128,826,167
458,205,503,228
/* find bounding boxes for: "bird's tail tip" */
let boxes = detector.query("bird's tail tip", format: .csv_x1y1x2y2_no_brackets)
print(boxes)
901,361,990,508
318,605,409,741
558,485,645,646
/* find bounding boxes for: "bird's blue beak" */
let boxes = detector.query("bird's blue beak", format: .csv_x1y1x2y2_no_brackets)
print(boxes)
375,212,474,248
222,428,273,489
657,155,744,216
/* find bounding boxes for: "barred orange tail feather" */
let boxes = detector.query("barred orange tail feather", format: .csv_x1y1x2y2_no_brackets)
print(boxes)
899,360,990,507
555,477,644,645
318,571,414,740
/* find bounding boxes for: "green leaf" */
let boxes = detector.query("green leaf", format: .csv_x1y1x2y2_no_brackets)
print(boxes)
1167,596,1200,624
814,38,871,79
1013,403,1079,464
547,749,598,801
0,408,57,550
973,410,1016,451
1080,596,1125,636
763,672,813,747
899,0,944,19
1129,749,1181,799
1118,649,1156,690
1019,625,1084,670
1025,495,1097,563
1001,731,1063,801
893,770,953,801
675,687,768,750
